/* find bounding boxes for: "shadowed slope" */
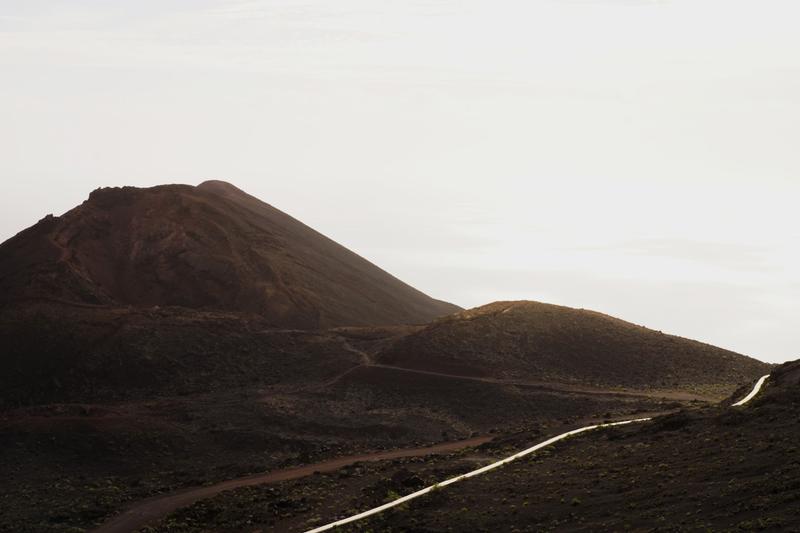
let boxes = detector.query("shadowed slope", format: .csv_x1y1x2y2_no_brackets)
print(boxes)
328,360,800,533
0,181,459,328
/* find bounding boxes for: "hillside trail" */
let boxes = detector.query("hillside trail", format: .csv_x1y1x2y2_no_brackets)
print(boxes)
301,338,374,392
91,435,491,533
281,335,718,402
90,408,680,533
364,364,717,402
306,374,772,533
91,368,763,533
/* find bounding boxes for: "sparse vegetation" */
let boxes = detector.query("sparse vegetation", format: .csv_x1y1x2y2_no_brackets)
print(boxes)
379,301,769,395
0,183,780,533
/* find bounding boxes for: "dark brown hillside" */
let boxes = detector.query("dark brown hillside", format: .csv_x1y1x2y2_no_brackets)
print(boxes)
379,301,770,392
0,300,771,531
109,367,797,533
0,181,459,328
0,304,364,407
322,361,800,533
0,302,682,532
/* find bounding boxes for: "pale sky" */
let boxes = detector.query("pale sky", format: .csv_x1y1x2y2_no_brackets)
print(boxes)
1,0,799,363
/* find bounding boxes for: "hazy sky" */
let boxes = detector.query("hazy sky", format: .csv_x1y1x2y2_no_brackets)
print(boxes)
2,0,798,363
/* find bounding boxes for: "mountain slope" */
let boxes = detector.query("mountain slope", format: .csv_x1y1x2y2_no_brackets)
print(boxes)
378,301,770,392
324,362,800,533
0,181,459,328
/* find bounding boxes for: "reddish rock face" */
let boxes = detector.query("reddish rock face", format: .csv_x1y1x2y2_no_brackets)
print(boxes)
0,180,459,328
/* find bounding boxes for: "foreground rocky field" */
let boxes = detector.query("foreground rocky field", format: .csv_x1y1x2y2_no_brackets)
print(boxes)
122,364,799,533
1,301,765,532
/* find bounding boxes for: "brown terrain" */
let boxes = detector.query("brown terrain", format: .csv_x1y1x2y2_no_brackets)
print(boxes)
130,365,799,533
379,301,769,395
0,182,777,532
0,180,459,329
319,362,800,532
94,436,491,533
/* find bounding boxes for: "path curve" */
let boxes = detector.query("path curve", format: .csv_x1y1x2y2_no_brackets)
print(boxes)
303,358,717,403
92,436,490,533
731,374,769,406
94,374,769,533
366,364,715,402
305,373,771,533
279,333,716,402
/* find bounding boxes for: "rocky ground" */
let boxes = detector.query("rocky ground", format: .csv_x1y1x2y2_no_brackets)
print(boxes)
0,303,772,532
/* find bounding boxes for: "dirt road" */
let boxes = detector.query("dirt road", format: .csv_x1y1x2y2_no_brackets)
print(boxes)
92,436,491,533
358,363,718,402
305,374,771,533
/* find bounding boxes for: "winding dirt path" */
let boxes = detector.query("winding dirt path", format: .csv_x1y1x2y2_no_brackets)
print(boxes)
384,365,713,401
92,436,491,533
268,335,717,402
331,363,718,402
306,374,771,533
94,337,734,532
296,335,717,402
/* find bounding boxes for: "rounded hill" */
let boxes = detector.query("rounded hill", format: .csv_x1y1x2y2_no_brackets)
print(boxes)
378,301,770,392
